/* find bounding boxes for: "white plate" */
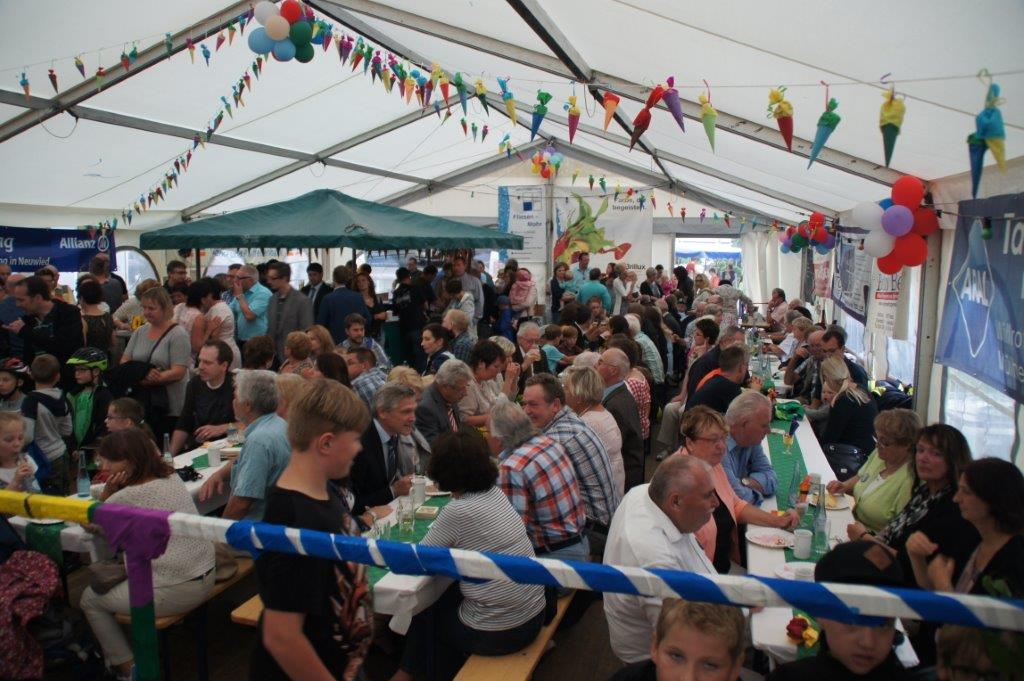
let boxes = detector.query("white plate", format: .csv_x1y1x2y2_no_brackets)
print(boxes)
810,493,851,510
26,518,64,525
425,487,451,497
775,562,817,580
748,529,796,549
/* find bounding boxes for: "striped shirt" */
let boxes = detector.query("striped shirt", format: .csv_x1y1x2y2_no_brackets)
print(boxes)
422,486,545,630
351,366,387,409
542,407,620,526
499,434,586,550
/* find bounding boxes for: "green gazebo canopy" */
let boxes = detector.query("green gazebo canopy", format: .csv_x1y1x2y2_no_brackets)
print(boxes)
139,189,523,251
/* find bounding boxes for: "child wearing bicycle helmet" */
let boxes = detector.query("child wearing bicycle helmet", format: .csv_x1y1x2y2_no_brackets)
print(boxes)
67,347,113,449
0,358,31,413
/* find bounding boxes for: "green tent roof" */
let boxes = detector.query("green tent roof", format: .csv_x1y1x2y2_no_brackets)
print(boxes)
139,189,523,251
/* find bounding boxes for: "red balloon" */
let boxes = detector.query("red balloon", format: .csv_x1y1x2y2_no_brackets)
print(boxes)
280,0,303,24
891,175,925,209
893,233,928,266
798,221,811,238
911,207,939,236
877,252,904,274
813,227,828,243
809,212,825,228
540,165,552,178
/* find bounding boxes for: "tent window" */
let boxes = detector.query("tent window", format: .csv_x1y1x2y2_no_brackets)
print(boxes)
942,367,1015,461
114,247,158,294
840,314,866,360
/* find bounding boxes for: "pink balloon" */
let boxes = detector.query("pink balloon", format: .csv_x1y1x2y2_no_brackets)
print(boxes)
881,205,913,237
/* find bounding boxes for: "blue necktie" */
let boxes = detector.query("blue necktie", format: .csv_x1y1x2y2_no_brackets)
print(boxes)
386,436,398,482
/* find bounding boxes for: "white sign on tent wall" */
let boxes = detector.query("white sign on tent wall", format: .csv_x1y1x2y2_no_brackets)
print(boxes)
832,238,872,323
812,249,832,300
498,186,547,263
552,189,652,273
867,270,904,337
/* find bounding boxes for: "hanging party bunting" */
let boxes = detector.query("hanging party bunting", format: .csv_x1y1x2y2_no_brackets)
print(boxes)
565,95,581,143
699,81,717,151
498,78,516,125
531,90,552,140
879,86,905,167
975,73,1006,171
662,76,686,133
767,87,794,151
808,83,841,168
602,91,620,131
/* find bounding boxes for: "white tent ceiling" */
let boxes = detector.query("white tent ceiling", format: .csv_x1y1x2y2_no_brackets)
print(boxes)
0,0,1020,230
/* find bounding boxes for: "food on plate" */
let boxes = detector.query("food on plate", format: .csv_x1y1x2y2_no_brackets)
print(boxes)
785,615,820,647
749,531,795,548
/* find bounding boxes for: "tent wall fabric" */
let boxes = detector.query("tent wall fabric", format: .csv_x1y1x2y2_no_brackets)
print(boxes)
139,189,524,250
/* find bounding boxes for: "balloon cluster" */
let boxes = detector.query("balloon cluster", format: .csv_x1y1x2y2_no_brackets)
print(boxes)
247,0,322,63
530,144,564,179
778,211,836,255
850,176,938,274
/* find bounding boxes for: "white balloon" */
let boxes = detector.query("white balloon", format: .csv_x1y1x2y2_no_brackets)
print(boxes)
850,201,884,232
265,15,290,41
254,1,278,26
863,229,895,258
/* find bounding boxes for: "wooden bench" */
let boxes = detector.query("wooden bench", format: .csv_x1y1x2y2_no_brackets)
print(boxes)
116,558,254,680
231,594,263,627
454,592,575,681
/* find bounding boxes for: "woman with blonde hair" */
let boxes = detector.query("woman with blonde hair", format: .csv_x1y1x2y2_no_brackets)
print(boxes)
387,366,429,401
279,331,316,377
305,324,335,359
818,355,878,455
274,373,306,418
612,265,637,315
691,272,712,307
562,365,624,495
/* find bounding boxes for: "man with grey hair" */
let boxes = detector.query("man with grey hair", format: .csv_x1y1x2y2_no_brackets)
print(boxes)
228,264,272,348
415,359,472,444
624,313,665,385
604,454,718,662
442,308,474,361
723,390,777,505
489,398,588,563
640,267,662,298
597,348,644,490
512,321,548,393
351,382,430,514
198,369,289,521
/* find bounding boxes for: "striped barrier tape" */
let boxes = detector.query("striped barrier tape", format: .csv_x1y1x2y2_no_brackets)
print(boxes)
3,491,1024,680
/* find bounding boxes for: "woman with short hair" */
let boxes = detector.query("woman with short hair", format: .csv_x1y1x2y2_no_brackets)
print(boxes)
828,408,920,533
80,428,214,680
305,324,335,359
420,323,454,376
386,366,427,401
563,365,624,496
393,430,546,681
121,287,191,441
279,331,316,377
459,340,516,428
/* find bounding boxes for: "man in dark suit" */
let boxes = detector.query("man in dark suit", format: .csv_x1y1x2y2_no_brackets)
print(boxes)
300,262,333,318
511,321,549,394
596,347,644,491
414,359,472,445
316,265,369,343
350,382,431,515
686,345,752,414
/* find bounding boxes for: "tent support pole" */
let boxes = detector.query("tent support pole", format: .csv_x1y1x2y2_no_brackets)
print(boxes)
194,249,202,281
913,230,942,420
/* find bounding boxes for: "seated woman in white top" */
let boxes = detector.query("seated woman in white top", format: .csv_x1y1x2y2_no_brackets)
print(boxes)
562,364,625,496
80,428,215,680
459,339,519,428
394,430,546,681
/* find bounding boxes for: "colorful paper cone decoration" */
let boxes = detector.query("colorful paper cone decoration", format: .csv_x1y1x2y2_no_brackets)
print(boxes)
19,72,29,101
187,39,196,63
602,92,620,130
667,202,674,216
481,125,488,142
572,167,580,185
200,44,211,66
768,87,794,151
129,44,138,64
371,51,382,83
498,78,516,126
808,97,840,168
47,69,58,92
351,38,365,71
565,95,581,143
967,133,987,198
662,76,685,133
454,73,468,115
362,44,372,75
531,90,552,140
879,89,905,167
121,52,130,71
460,118,467,136
228,25,237,45
471,122,478,141
216,32,226,51
75,56,85,78
630,107,651,150
475,78,489,115
95,67,106,91
588,174,595,190
975,81,1006,171
599,177,606,193
699,84,717,151
439,74,450,105
650,193,656,209
164,33,173,57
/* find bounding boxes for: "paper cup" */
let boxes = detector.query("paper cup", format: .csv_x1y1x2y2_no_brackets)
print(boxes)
207,445,222,467
412,476,427,507
793,529,813,560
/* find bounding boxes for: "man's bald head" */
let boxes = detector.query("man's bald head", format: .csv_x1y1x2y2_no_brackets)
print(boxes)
808,329,826,360
597,348,630,386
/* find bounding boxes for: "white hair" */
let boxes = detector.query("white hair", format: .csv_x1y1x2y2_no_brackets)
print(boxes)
573,351,600,368
517,321,541,339
489,396,539,451
624,314,641,337
235,369,279,415
434,359,473,387
724,390,771,425
374,381,416,414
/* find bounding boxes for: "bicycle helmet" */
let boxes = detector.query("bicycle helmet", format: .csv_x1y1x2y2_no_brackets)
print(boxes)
0,357,29,376
67,347,108,371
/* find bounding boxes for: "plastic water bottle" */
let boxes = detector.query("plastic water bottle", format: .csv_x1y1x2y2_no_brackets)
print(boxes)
163,433,174,466
812,483,828,558
226,424,239,445
76,452,92,497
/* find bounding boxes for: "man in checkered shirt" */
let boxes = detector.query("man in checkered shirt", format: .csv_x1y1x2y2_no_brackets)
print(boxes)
489,398,587,563
522,374,620,558
345,346,387,410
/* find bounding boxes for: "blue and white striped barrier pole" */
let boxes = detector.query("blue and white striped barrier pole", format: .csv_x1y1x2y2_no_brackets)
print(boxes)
165,512,1024,632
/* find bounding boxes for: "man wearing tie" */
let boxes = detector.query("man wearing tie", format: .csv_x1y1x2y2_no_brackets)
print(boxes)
300,263,333,318
414,360,472,446
350,382,431,514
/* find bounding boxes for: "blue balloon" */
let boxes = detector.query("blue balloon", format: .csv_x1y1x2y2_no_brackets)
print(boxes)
816,244,830,254
780,244,791,254
273,39,296,61
878,197,894,210
247,27,275,55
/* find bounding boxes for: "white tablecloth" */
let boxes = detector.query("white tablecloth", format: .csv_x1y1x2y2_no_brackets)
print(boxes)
7,441,232,562
747,408,918,668
370,494,451,634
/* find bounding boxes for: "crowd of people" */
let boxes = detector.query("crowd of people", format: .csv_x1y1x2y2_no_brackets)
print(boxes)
0,253,1018,681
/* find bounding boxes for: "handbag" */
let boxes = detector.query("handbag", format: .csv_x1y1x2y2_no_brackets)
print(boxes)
108,324,178,413
88,556,127,595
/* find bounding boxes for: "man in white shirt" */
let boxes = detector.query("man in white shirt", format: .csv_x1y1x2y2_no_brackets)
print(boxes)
603,454,719,662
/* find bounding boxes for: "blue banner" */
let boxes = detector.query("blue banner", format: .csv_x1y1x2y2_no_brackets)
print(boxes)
935,193,1024,402
0,226,115,272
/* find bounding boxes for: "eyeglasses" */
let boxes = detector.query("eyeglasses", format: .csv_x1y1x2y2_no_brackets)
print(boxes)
691,435,729,445
104,414,128,421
